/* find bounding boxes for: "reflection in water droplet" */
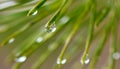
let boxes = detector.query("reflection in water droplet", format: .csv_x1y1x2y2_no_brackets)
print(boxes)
8,38,15,43
15,56,27,62
59,16,69,24
57,58,67,64
32,10,38,15
46,22,56,33
113,52,120,60
84,57,90,64
80,54,90,64
36,37,43,43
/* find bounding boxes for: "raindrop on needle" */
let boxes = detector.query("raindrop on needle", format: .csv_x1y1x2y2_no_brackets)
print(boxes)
15,56,27,63
57,58,67,64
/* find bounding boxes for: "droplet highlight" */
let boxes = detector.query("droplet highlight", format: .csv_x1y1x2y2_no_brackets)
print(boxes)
113,52,120,60
8,38,15,43
36,37,43,43
84,58,90,64
57,58,67,64
80,54,90,64
45,22,56,33
15,56,27,62
32,10,38,15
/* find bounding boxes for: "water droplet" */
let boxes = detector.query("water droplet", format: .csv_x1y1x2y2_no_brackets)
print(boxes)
59,16,69,24
113,52,120,60
32,10,38,15
36,37,43,43
8,38,15,43
57,58,67,64
45,22,56,33
80,54,90,64
15,56,27,62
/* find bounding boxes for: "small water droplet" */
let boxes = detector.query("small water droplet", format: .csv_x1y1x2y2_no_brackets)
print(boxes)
59,16,69,24
113,52,120,60
36,37,43,43
8,38,15,43
45,22,56,33
57,58,67,64
32,10,38,15
80,54,90,64
15,56,27,62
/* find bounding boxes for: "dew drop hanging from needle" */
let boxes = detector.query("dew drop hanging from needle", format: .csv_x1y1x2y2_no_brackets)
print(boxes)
32,10,38,15
80,54,90,64
56,58,67,65
45,22,56,33
113,52,120,60
8,38,15,44
15,56,27,63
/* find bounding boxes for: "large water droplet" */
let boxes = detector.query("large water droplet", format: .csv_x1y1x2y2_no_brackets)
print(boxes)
15,56,27,62
8,38,15,43
57,58,67,64
80,54,90,64
45,22,56,33
32,10,38,15
36,37,43,43
113,52,120,60
59,16,69,24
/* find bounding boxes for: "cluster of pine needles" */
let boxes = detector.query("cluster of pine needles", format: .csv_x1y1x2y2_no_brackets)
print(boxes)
0,0,120,69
